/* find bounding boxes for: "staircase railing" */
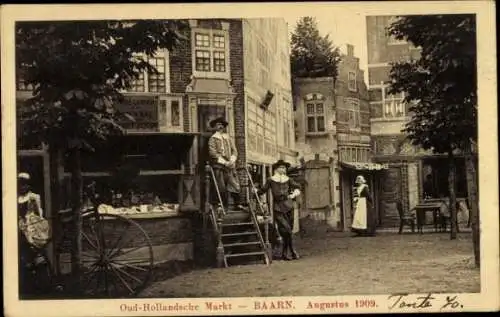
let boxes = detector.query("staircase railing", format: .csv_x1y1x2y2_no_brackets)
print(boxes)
243,166,272,261
204,163,226,267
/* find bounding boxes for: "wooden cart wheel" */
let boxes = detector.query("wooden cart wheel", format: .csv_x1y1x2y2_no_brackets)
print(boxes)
79,213,154,298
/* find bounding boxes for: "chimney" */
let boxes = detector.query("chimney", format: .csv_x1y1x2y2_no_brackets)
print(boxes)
347,44,354,57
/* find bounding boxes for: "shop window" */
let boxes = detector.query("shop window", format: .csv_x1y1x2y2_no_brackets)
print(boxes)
192,28,229,79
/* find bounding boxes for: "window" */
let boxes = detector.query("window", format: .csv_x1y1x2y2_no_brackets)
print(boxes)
158,97,183,132
343,97,361,129
348,71,357,91
213,34,225,48
213,51,226,72
128,52,169,93
282,98,292,148
339,146,370,163
195,50,211,71
148,57,166,93
306,102,326,133
381,86,406,118
195,33,210,47
130,72,145,92
192,29,229,78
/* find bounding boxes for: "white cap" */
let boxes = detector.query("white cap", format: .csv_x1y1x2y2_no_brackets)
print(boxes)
18,172,31,180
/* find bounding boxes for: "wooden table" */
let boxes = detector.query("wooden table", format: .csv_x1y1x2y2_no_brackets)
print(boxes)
413,201,444,233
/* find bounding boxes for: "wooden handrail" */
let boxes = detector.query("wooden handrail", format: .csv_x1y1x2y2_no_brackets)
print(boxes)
244,166,271,260
204,162,226,267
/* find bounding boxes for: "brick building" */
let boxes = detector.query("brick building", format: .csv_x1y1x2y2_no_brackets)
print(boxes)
292,44,379,231
366,16,469,227
16,18,297,268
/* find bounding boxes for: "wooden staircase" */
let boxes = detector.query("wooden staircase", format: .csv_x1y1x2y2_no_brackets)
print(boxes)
205,164,272,268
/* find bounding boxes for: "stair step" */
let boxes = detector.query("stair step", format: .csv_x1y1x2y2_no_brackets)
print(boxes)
222,222,254,227
225,251,265,258
221,231,258,237
224,241,261,248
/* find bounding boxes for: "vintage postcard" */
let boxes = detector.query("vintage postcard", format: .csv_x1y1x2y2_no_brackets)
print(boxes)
1,1,498,316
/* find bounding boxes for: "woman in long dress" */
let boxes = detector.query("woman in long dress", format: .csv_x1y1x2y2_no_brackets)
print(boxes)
351,175,376,237
256,159,301,260
17,172,51,296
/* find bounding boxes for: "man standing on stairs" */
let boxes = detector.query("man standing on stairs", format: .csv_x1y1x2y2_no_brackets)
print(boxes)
208,117,244,211
255,159,301,261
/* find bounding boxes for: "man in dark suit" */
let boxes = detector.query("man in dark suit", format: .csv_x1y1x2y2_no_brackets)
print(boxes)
207,117,242,210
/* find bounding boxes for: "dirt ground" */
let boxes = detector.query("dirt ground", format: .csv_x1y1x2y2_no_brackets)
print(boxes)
139,231,480,298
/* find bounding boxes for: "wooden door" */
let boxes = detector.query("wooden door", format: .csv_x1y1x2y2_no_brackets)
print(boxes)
197,105,226,205
378,167,402,227
305,165,331,210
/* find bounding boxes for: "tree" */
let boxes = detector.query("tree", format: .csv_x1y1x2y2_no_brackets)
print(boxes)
290,16,341,79
16,20,188,288
387,15,478,263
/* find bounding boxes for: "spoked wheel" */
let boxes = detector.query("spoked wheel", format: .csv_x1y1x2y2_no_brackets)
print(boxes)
79,213,154,298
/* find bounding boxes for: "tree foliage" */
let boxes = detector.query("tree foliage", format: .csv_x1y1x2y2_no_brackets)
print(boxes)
290,16,340,79
387,14,477,153
16,20,189,280
387,14,477,244
16,20,188,151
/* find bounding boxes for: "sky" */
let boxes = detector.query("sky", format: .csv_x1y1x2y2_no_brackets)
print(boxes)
282,12,369,84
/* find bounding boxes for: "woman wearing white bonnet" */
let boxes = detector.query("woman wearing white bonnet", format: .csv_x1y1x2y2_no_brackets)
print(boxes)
351,174,376,236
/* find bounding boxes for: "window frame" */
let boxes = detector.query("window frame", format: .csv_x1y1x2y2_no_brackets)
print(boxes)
348,71,357,92
128,50,170,94
381,85,406,118
305,101,326,134
191,28,230,79
158,95,184,133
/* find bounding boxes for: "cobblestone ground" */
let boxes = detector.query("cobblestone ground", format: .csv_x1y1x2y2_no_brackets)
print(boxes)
139,232,480,298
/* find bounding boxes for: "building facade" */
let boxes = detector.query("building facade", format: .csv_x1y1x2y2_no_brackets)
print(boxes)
16,18,297,268
335,44,376,230
366,16,469,227
292,44,373,231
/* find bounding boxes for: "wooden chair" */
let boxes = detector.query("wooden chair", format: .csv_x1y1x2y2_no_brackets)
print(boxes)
397,201,416,234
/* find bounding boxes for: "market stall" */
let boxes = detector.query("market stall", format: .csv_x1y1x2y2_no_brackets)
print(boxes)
56,132,200,274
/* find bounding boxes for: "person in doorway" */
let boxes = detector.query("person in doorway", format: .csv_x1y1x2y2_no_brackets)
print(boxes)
351,175,376,237
423,174,435,199
207,117,243,210
255,159,301,260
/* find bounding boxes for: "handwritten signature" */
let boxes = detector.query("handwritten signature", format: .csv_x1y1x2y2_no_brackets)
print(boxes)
388,293,464,311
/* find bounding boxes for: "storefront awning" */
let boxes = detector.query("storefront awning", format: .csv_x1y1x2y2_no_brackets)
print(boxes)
340,161,389,171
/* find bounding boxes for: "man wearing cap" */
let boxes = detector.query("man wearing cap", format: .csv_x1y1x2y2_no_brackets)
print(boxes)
207,117,242,210
255,159,301,261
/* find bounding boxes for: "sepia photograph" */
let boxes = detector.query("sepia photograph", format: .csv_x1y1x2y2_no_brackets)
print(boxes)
1,2,498,316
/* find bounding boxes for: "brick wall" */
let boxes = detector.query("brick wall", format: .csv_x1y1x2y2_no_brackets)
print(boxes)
366,16,419,65
169,24,192,133
169,26,192,95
